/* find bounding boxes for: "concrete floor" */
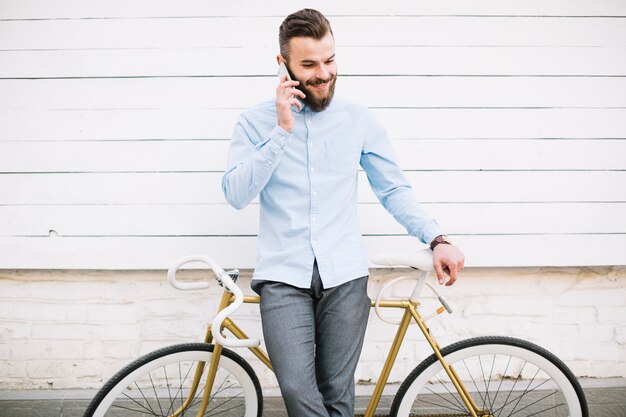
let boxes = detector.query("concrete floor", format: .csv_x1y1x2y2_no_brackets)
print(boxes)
1,379,624,416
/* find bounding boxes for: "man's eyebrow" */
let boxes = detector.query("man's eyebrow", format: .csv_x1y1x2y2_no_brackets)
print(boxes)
300,54,336,64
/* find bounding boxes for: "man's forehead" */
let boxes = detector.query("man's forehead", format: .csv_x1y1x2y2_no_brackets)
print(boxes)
287,34,335,61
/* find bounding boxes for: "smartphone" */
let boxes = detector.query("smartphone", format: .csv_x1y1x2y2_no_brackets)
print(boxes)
278,61,291,81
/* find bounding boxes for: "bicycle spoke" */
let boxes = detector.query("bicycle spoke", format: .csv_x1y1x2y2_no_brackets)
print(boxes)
133,381,160,416
118,388,164,416
478,354,492,411
462,358,488,409
170,360,198,416
179,361,184,416
419,386,466,412
485,354,497,411
524,400,568,417
112,401,162,416
163,364,178,417
203,397,246,417
429,374,467,411
490,354,513,412
493,377,551,416
186,374,231,411
508,390,563,417
183,371,246,416
498,360,526,415
203,391,245,416
413,393,467,414
506,366,542,416
148,372,166,417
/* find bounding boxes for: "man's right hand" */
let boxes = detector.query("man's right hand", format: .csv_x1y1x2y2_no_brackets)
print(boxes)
276,75,306,133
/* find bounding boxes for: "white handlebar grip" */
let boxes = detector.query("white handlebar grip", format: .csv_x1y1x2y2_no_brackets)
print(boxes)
211,272,261,348
167,255,220,291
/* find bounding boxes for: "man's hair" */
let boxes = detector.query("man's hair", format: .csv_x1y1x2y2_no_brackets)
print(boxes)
279,9,333,60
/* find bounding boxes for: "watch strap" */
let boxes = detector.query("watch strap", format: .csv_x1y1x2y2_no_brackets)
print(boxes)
430,235,452,251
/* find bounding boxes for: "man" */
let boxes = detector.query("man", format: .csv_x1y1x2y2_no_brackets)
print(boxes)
222,9,464,417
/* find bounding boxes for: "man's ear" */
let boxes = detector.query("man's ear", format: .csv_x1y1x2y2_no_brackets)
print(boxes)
276,55,284,65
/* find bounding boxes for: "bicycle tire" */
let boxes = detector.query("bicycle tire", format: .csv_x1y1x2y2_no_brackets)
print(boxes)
83,343,262,417
390,336,588,417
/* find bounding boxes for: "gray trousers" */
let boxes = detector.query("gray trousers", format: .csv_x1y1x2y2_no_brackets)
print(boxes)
252,262,370,417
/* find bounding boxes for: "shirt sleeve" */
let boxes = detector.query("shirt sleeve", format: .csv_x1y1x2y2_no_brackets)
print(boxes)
359,112,444,245
221,114,292,209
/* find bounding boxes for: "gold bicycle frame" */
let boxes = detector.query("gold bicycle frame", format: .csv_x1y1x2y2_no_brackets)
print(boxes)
175,290,485,417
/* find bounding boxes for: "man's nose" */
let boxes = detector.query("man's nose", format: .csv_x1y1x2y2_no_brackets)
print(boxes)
317,65,330,80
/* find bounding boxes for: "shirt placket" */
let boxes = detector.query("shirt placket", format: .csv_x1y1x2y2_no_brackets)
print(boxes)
305,110,319,252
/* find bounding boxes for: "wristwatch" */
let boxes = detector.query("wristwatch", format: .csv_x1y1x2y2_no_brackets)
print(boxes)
430,235,452,251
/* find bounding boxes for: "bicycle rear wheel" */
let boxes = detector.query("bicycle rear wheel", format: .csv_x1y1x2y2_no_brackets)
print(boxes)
83,343,262,417
390,336,587,417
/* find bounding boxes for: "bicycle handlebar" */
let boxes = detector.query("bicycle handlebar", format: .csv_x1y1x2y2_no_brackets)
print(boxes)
371,248,452,323
167,255,216,290
167,255,261,348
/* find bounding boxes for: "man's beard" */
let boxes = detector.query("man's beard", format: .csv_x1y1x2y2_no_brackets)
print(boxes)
292,72,337,112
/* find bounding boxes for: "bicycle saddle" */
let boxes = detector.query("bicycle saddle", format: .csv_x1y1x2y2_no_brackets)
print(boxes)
372,248,434,272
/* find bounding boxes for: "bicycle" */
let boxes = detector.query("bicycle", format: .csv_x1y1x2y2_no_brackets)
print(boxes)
83,249,588,417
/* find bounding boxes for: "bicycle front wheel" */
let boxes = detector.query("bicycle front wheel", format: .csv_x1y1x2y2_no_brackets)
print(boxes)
84,343,262,417
391,336,587,417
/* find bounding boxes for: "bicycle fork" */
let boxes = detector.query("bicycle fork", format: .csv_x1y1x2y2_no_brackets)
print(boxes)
170,291,270,417
168,291,231,417
363,301,487,417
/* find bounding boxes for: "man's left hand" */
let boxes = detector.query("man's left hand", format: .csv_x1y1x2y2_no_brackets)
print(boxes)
432,244,465,286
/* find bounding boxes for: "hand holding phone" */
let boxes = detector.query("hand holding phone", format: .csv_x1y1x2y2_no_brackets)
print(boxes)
278,61,291,83
276,61,305,132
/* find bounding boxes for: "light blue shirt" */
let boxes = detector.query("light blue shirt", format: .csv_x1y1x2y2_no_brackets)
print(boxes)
222,96,443,288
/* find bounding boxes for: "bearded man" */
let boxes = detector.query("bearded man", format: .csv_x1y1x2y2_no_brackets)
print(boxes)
222,9,464,417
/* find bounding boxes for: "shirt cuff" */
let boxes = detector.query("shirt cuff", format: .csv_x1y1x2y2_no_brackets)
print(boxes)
420,221,445,247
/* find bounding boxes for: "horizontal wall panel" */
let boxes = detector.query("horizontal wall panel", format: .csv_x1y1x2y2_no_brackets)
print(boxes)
362,202,626,236
1,171,624,205
377,108,626,140
3,46,626,78
1,16,625,50
0,140,231,173
392,139,626,171
0,109,240,141
2,76,625,110
0,140,229,173
3,139,625,173
2,0,626,19
1,234,624,269
1,202,623,237
2,108,625,142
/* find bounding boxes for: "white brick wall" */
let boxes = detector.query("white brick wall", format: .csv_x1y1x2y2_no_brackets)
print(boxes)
1,267,624,390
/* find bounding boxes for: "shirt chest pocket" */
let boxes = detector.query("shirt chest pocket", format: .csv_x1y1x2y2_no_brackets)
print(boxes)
324,142,360,175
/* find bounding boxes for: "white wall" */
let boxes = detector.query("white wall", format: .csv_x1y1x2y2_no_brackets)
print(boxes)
1,0,625,269
1,0,625,392
1,267,625,390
